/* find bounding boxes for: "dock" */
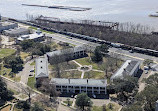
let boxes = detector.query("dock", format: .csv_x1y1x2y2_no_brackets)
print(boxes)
22,4,91,11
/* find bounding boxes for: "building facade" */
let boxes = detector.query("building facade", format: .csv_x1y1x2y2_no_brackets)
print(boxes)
111,60,140,80
51,78,107,95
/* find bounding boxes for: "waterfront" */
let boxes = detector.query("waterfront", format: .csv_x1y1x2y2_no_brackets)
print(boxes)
0,0,158,30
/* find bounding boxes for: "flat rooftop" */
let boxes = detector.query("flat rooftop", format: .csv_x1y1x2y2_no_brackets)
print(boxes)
51,78,107,87
17,33,43,41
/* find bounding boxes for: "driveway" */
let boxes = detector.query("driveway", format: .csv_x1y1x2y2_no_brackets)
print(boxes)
19,60,34,84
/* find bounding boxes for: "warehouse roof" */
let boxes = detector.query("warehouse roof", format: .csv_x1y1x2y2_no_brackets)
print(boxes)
51,78,107,87
35,56,49,78
111,60,140,79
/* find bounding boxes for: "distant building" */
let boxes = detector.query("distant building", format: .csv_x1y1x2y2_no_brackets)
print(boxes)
51,78,107,95
46,46,87,63
111,60,140,80
35,56,49,84
156,100,158,111
0,22,18,32
3,28,30,37
16,32,44,43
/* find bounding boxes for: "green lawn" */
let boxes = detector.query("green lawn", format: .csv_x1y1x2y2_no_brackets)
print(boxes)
92,103,121,111
0,48,16,59
61,70,81,78
30,61,35,66
27,76,36,89
75,57,100,70
20,52,29,61
63,100,73,106
84,71,105,79
29,26,54,34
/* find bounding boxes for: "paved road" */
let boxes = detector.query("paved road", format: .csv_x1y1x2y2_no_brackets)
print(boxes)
19,60,34,84
46,33,158,64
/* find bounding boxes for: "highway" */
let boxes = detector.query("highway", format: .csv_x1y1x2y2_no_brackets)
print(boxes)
46,33,158,64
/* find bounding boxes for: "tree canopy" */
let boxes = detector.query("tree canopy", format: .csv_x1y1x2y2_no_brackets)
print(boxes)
20,40,51,56
4,55,23,73
75,93,93,110
0,77,13,106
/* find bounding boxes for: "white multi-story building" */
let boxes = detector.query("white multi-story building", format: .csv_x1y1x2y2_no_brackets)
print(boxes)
51,78,107,95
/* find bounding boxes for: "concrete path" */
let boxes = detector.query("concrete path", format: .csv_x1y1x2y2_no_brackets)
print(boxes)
72,98,76,108
81,71,85,79
72,60,82,67
138,71,157,92
92,69,104,72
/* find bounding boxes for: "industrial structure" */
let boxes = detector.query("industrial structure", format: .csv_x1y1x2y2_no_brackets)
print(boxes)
111,60,140,80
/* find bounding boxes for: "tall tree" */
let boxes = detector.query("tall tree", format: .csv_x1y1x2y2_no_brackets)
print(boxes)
75,93,93,110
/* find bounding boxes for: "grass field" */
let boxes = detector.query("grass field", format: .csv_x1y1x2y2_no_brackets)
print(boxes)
84,71,105,79
76,57,101,70
29,26,54,34
61,70,81,78
0,48,16,59
20,52,29,61
92,103,121,111
30,61,35,66
27,76,36,89
63,100,73,106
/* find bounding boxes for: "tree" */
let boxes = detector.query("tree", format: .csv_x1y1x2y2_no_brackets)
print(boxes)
92,46,103,62
143,59,153,68
32,102,44,111
0,77,13,105
75,93,93,110
108,76,138,104
4,55,23,73
102,104,107,111
39,79,59,102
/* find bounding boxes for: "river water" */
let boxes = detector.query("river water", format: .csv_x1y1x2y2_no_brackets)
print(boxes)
0,0,158,30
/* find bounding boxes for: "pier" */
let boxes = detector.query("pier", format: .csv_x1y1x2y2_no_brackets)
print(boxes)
22,4,91,11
